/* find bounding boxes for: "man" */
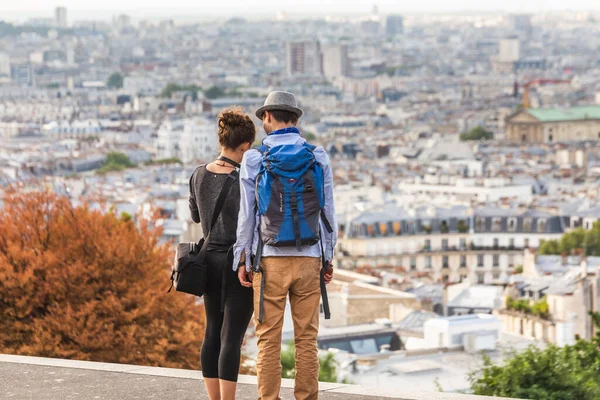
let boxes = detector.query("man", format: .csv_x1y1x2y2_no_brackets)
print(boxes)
233,91,337,400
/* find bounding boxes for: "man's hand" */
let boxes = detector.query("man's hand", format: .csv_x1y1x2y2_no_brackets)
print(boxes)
238,266,253,288
324,261,334,284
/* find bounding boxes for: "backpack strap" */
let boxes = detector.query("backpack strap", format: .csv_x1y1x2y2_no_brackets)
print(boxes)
254,145,269,155
303,142,317,152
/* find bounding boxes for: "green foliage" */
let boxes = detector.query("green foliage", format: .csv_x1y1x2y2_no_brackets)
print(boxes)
470,313,600,399
532,297,550,319
515,265,524,274
204,86,226,99
281,345,296,379
146,157,183,166
303,132,317,142
107,72,124,89
505,296,549,319
460,126,493,141
539,224,600,256
160,83,201,99
97,152,135,175
280,344,340,383
457,220,468,233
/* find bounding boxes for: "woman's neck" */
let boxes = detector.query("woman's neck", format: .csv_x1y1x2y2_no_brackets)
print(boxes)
219,148,242,164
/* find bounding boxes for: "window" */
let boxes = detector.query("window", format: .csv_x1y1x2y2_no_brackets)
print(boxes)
509,238,515,249
537,218,547,233
440,220,449,233
548,134,553,142
508,218,517,232
367,224,374,236
508,255,515,267
523,218,532,232
493,238,499,249
478,274,485,284
424,239,431,252
393,221,401,235
493,273,500,280
410,257,416,270
460,255,467,267
442,239,448,250
460,238,466,250
476,217,485,231
492,217,502,232
443,256,449,268
524,238,530,248
380,222,388,236
425,256,432,269
478,254,484,267
493,254,499,267
406,221,414,234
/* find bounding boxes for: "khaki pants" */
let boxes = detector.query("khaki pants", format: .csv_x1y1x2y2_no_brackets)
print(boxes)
253,256,321,400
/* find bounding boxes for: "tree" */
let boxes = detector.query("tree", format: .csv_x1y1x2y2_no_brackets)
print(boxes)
280,344,340,382
539,223,600,256
204,86,226,99
460,126,493,141
97,152,135,174
107,72,124,89
303,132,317,142
0,189,205,369
469,312,600,399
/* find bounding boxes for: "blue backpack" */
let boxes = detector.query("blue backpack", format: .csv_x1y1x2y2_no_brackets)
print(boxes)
255,142,333,251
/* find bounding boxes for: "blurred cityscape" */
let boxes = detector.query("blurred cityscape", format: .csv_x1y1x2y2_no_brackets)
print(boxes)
2,4,600,393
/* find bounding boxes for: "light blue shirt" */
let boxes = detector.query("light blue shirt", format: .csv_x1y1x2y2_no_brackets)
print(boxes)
232,131,338,271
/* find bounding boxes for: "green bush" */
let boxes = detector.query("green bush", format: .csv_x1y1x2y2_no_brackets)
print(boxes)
97,152,135,175
460,126,493,141
469,312,600,399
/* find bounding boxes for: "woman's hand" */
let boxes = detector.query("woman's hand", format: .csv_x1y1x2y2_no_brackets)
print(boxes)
238,266,253,288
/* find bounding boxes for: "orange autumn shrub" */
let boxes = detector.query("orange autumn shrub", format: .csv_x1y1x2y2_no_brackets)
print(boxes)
0,189,205,369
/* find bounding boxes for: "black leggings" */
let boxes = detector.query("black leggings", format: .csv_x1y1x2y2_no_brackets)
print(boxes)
200,250,253,382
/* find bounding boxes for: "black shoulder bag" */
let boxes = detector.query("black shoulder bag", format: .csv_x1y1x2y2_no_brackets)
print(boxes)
169,167,239,297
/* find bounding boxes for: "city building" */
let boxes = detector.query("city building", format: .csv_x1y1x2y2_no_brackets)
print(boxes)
0,53,10,77
55,7,68,28
285,40,322,78
386,15,404,37
337,204,565,284
505,106,600,143
321,45,350,79
156,118,217,163
497,250,600,345
491,36,520,73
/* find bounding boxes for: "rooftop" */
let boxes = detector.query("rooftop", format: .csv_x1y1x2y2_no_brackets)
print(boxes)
0,354,520,400
526,106,600,122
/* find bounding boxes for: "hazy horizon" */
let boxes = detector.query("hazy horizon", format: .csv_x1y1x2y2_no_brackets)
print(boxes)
2,0,600,23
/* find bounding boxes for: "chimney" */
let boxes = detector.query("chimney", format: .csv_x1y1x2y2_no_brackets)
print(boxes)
580,250,588,278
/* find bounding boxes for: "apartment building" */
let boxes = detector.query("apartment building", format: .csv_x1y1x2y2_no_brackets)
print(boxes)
337,205,565,284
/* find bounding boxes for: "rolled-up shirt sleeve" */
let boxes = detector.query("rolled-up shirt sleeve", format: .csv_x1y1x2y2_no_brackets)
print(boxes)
320,151,338,262
232,151,261,271
189,172,200,224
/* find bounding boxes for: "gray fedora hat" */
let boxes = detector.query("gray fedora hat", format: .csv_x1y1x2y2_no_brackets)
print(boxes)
255,91,303,119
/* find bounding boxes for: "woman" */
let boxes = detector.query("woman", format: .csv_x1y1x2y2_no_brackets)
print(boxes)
188,107,255,400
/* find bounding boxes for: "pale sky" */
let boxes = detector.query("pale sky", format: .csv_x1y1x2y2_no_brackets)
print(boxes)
2,0,600,21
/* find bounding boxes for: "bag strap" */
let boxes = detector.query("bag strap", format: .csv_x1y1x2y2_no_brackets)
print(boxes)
217,155,241,169
198,170,239,260
319,231,331,320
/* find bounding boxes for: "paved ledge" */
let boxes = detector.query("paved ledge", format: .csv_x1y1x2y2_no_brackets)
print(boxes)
0,354,520,400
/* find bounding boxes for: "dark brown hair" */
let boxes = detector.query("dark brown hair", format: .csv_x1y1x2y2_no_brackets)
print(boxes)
266,109,299,125
218,107,256,149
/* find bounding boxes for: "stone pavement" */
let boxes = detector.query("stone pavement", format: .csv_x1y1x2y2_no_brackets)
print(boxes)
0,354,520,400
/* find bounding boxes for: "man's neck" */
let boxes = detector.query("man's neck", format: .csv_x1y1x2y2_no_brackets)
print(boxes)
269,123,296,134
